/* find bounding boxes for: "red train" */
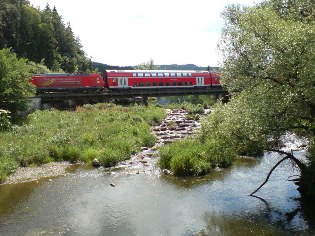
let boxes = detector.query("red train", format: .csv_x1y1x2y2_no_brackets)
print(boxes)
31,70,221,93
31,73,105,92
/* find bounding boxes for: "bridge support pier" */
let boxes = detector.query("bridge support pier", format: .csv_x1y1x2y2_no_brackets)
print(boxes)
28,97,41,112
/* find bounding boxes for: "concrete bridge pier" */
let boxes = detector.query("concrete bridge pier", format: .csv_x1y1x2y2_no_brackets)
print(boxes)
28,97,42,112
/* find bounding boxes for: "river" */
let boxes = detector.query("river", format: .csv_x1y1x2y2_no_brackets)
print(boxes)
0,148,314,235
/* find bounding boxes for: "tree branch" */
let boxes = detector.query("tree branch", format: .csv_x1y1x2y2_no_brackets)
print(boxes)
250,149,307,196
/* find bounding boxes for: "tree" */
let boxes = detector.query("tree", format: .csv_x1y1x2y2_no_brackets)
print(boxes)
135,59,159,70
0,48,35,122
0,1,93,73
208,0,315,198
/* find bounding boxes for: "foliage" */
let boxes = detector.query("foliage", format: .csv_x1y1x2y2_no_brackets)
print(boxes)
157,95,216,108
0,109,12,131
0,48,35,122
0,0,93,73
134,59,159,70
164,102,205,114
0,104,166,182
214,0,315,197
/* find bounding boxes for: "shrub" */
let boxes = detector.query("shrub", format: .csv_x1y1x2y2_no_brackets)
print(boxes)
0,110,12,131
0,158,19,183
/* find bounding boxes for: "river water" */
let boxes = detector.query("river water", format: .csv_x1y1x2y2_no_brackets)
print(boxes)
0,149,314,236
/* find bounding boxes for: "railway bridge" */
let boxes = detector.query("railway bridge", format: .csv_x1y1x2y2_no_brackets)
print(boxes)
30,86,228,109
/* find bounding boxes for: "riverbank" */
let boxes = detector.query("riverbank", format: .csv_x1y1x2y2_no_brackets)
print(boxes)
1,108,205,184
0,104,166,183
2,162,72,184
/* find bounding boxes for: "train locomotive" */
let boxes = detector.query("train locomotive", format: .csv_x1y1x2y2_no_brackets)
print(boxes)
31,70,221,93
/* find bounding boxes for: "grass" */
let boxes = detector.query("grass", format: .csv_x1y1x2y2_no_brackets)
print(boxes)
158,137,235,177
0,103,166,183
158,101,237,176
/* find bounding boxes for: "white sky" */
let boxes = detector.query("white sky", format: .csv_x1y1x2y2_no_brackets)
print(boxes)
29,0,257,67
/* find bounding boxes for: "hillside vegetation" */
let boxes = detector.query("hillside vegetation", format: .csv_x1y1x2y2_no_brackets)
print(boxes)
0,0,92,73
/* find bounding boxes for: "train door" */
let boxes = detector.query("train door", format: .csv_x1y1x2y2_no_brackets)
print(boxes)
196,77,204,86
117,77,128,88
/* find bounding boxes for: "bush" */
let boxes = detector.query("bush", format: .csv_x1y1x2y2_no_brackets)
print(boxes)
0,49,35,123
0,110,12,131
0,155,19,182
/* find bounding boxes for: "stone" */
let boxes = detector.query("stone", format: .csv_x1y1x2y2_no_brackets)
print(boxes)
92,158,101,168
162,169,172,175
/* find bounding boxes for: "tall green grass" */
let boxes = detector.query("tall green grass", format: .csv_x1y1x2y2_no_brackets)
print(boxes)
158,137,235,177
0,103,166,182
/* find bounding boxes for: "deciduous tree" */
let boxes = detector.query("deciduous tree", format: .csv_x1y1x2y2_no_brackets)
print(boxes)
0,48,35,122
209,0,315,198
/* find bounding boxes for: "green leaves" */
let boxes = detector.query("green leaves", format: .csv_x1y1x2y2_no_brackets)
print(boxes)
219,0,315,140
0,48,35,122
0,1,93,73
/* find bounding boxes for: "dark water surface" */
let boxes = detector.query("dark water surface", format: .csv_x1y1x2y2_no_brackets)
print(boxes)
0,151,314,236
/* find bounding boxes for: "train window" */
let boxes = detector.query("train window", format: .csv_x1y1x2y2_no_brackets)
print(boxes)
158,73,163,77
153,82,157,86
138,73,144,77
145,73,150,77
183,73,187,77
177,73,182,77
189,82,193,85
172,82,176,86
139,83,144,86
178,82,182,86
164,73,170,77
159,82,164,86
134,83,138,87
188,73,192,77
171,73,175,77
113,78,117,82
152,73,157,77
166,82,170,86
184,82,189,85
146,82,150,86
133,73,137,77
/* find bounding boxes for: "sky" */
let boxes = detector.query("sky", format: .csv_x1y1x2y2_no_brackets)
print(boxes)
29,0,257,67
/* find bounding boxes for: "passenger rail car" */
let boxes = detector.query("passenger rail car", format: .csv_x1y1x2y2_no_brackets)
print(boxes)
31,73,104,92
106,70,221,89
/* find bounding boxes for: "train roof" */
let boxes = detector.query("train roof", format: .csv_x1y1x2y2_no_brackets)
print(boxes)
106,70,210,73
33,73,101,76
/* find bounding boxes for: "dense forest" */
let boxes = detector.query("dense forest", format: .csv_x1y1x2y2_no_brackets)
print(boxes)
0,0,93,73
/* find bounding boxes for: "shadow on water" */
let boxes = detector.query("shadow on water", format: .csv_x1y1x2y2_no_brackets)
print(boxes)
198,194,315,236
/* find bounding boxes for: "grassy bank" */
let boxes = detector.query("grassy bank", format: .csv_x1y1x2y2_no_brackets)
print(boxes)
158,137,236,176
158,106,237,176
0,103,166,183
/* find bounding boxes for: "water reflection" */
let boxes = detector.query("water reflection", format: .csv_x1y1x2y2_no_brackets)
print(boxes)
199,212,285,236
0,152,314,235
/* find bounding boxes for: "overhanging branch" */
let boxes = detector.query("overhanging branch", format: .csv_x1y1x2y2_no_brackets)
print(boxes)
250,149,307,196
